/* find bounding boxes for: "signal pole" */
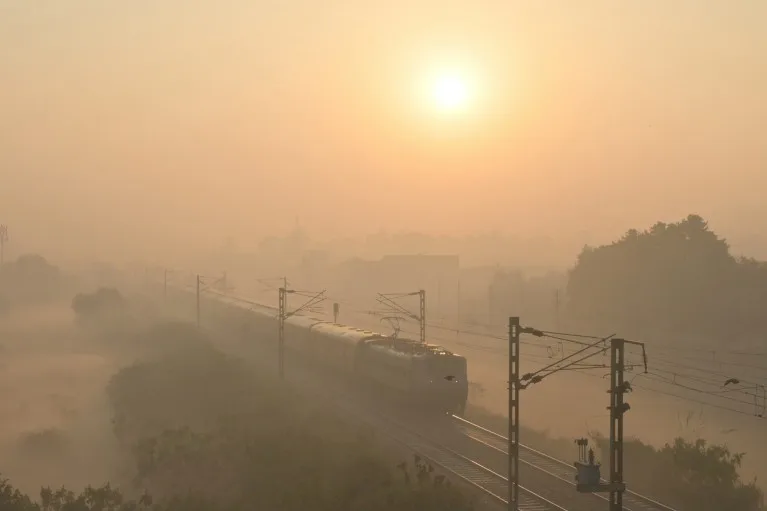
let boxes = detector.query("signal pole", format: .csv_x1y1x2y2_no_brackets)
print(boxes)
508,317,521,511
564,337,642,507
0,224,8,265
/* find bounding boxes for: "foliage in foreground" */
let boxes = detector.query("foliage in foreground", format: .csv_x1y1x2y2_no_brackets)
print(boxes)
591,433,763,511
465,404,763,511
1,453,464,511
2,321,474,511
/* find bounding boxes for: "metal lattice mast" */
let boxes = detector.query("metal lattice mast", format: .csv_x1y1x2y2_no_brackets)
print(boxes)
508,317,521,511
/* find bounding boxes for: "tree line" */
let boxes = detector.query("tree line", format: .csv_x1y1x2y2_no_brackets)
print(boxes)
566,214,767,343
488,214,767,345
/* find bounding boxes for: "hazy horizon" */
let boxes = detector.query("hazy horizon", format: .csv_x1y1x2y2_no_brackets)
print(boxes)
2,1,766,263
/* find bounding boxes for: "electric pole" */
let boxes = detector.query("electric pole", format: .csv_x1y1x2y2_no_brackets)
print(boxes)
508,317,521,511
278,286,326,380
279,287,286,379
333,302,340,323
0,224,8,265
376,290,427,343
456,278,462,341
257,276,288,298
192,272,228,329
419,289,426,344
196,274,201,329
562,336,642,507
506,319,644,511
609,338,629,511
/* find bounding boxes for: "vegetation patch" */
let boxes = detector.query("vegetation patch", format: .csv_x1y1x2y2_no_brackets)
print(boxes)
465,403,764,510
1,322,475,511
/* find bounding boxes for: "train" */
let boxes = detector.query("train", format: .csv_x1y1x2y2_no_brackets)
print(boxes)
186,288,469,416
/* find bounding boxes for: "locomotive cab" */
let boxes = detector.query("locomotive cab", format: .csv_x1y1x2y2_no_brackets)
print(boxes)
416,350,468,416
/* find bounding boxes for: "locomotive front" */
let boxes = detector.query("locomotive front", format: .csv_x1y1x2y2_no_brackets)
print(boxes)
417,350,469,416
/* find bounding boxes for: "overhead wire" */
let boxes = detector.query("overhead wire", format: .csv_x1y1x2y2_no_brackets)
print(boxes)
187,274,767,421
635,372,759,409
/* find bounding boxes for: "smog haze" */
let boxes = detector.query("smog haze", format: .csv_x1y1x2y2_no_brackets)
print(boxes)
2,1,767,263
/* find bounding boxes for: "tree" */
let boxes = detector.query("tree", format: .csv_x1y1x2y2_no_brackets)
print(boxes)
590,434,764,510
100,321,474,510
72,288,126,324
0,476,37,511
565,214,767,341
0,254,62,307
0,477,151,511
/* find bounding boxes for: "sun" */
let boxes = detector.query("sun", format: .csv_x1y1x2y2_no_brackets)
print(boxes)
431,72,471,113
432,74,470,112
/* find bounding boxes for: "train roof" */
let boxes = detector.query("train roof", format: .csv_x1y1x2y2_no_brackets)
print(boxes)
196,288,465,359
284,314,387,344
366,337,465,359
283,313,324,329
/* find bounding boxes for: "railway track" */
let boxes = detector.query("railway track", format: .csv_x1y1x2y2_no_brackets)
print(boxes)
162,285,569,510
451,415,679,511
326,392,570,511
160,285,601,509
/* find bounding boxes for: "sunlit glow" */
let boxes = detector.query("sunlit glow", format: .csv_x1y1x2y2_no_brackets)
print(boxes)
404,54,491,126
432,73,470,112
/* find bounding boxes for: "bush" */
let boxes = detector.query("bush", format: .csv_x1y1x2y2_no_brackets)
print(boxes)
2,320,473,510
103,321,475,510
0,477,150,511
72,288,126,324
589,433,764,510
0,254,62,308
465,404,763,510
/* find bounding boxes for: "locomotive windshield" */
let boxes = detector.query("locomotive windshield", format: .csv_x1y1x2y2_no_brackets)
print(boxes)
427,355,467,381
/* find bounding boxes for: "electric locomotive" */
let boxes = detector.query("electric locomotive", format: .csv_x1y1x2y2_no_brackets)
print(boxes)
283,315,469,415
178,286,469,415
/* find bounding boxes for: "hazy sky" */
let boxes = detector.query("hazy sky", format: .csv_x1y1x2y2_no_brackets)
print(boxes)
2,1,766,261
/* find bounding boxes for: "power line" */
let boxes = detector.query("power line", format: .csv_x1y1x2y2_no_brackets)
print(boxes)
630,381,766,420
179,276,767,422
646,357,767,386
567,362,767,420
636,372,760,409
649,350,767,374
